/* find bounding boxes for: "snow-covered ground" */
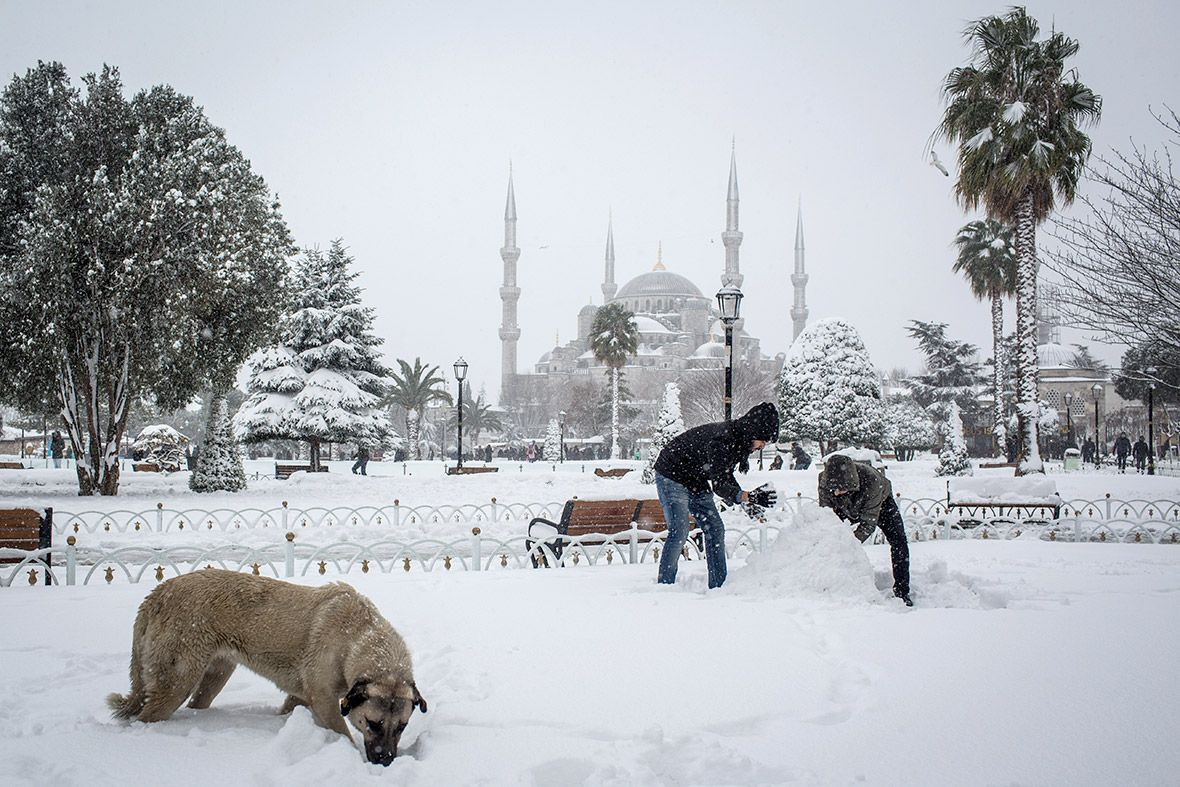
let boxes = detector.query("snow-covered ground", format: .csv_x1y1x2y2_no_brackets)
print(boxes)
1,458,1179,784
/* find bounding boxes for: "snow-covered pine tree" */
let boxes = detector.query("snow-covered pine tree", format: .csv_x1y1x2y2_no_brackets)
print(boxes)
937,401,973,476
642,382,684,483
906,321,984,459
543,418,561,462
234,241,393,468
883,397,936,460
778,319,884,451
190,390,247,492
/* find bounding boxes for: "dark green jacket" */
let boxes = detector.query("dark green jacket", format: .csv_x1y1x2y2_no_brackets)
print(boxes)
817,454,893,542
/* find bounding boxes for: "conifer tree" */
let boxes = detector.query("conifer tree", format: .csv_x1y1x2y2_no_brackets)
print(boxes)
543,418,561,462
190,390,247,491
234,241,393,468
883,397,936,460
642,382,684,483
778,319,884,451
937,401,973,476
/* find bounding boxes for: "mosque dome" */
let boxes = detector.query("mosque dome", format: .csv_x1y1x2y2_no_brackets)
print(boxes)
632,315,675,334
1037,342,1073,369
616,269,703,300
691,341,727,359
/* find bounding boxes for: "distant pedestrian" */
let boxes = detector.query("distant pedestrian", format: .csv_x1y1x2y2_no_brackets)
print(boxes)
484,444,493,463
351,445,370,475
1132,435,1149,473
1114,433,1132,472
768,453,784,471
1081,438,1095,465
50,430,65,469
790,442,811,470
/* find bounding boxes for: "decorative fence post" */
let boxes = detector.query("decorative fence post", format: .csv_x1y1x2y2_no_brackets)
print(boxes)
1105,493,1112,520
795,491,804,517
629,522,639,564
490,497,498,524
156,502,164,533
757,519,767,553
284,532,295,578
65,536,77,586
393,499,401,528
1073,516,1084,543
471,527,482,571
281,500,289,530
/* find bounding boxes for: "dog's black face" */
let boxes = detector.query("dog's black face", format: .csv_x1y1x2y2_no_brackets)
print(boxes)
341,679,427,766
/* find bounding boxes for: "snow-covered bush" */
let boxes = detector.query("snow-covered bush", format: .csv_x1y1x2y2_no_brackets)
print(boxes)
883,398,936,459
642,382,684,483
778,319,884,449
937,402,973,476
131,425,189,472
190,391,246,492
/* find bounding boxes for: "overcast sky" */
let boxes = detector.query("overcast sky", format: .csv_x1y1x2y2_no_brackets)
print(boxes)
3,0,1177,401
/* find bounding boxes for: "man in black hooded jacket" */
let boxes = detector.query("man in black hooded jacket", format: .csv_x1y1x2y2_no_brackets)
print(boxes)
818,454,912,606
653,402,780,589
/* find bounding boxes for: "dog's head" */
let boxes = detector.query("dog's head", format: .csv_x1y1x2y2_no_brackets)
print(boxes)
340,678,427,766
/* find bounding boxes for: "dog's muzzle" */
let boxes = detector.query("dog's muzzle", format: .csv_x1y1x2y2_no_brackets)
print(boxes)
366,742,395,767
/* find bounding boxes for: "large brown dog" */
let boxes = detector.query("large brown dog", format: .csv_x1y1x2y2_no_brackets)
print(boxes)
107,569,427,765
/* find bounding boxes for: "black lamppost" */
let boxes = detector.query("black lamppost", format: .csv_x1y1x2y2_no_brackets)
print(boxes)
716,286,743,422
558,410,566,463
1148,367,1157,476
1092,383,1103,466
453,357,468,469
1064,392,1074,448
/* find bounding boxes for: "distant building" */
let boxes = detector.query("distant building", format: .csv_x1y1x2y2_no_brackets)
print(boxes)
497,150,801,427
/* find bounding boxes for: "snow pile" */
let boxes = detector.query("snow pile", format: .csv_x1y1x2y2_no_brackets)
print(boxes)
912,559,1011,609
726,504,880,602
821,446,883,468
949,476,1060,505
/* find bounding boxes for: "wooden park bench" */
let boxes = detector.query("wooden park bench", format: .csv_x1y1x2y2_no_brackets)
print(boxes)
526,498,698,567
274,463,331,480
0,461,25,470
445,465,499,475
593,467,633,479
0,507,53,584
946,478,1062,525
133,462,161,472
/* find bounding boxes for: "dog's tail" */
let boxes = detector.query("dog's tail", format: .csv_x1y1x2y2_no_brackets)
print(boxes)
108,608,149,719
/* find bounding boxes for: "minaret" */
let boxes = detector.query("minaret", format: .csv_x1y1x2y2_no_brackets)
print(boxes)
721,144,743,289
601,213,616,303
790,201,809,342
499,168,521,402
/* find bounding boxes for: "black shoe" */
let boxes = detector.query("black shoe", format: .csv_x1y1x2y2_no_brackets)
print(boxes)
895,590,913,607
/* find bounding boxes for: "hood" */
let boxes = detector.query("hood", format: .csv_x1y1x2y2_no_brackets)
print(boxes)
824,454,861,493
734,402,780,443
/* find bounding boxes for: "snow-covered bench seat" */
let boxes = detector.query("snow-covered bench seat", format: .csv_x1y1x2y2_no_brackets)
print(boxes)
593,467,633,478
0,461,25,470
274,463,330,480
0,508,52,584
526,497,698,567
445,465,499,475
946,477,1062,522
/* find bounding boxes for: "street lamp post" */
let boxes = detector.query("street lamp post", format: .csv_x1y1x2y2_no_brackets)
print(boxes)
716,286,744,422
1092,383,1103,467
559,410,566,464
1064,392,1074,448
1148,370,1157,476
453,358,468,470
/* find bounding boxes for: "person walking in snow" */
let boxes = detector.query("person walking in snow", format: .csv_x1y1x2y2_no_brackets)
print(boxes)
50,430,64,469
1114,433,1132,472
351,445,370,475
1081,438,1095,465
652,402,780,589
1132,435,1150,473
790,442,811,470
818,454,912,606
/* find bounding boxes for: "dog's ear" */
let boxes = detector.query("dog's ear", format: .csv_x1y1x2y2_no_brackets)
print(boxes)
340,680,370,716
410,681,428,714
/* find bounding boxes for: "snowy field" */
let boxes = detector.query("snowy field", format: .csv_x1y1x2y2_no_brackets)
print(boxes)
2,458,1180,785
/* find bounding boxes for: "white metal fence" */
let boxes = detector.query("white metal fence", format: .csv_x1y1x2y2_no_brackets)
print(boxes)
3,494,1179,589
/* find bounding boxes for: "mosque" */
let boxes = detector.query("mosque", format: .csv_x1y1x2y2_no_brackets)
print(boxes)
496,150,809,426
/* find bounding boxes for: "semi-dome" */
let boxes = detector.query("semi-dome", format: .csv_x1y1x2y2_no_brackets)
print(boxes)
615,269,703,299
691,341,727,359
632,315,675,334
1037,342,1073,369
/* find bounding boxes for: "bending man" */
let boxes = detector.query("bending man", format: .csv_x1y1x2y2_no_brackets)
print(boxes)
653,402,780,589
818,454,912,606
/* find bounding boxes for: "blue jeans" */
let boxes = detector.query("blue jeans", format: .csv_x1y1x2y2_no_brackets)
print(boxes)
655,472,728,588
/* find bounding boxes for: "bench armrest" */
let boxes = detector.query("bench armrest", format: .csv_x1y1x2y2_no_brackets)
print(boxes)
527,517,561,541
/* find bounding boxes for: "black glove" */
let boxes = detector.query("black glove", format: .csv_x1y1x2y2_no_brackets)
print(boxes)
747,483,777,510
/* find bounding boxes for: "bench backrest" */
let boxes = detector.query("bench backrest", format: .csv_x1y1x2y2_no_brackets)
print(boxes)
558,499,685,536
0,508,51,555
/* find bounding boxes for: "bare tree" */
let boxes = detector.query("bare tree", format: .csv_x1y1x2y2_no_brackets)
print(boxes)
1045,108,1180,366
678,365,777,429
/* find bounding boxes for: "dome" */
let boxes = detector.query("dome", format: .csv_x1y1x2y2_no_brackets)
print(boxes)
633,315,674,334
615,269,703,299
537,349,553,363
1037,342,1073,369
691,341,727,359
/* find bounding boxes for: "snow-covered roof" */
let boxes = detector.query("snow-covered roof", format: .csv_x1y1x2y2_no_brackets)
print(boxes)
633,315,675,334
691,341,726,359
1037,342,1073,370
636,343,665,356
615,269,703,299
134,424,190,443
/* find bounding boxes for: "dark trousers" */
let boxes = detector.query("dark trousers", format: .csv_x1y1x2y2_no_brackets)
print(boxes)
875,496,910,597
351,458,368,475
1117,453,1128,471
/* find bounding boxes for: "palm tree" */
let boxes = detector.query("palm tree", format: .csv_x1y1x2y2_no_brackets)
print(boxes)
447,389,505,449
936,6,1101,474
385,358,451,459
953,219,1017,456
589,303,638,459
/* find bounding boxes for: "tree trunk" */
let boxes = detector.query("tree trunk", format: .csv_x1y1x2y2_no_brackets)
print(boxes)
1013,191,1044,475
407,409,421,460
610,366,621,459
309,437,321,471
991,290,1006,458
60,341,130,496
